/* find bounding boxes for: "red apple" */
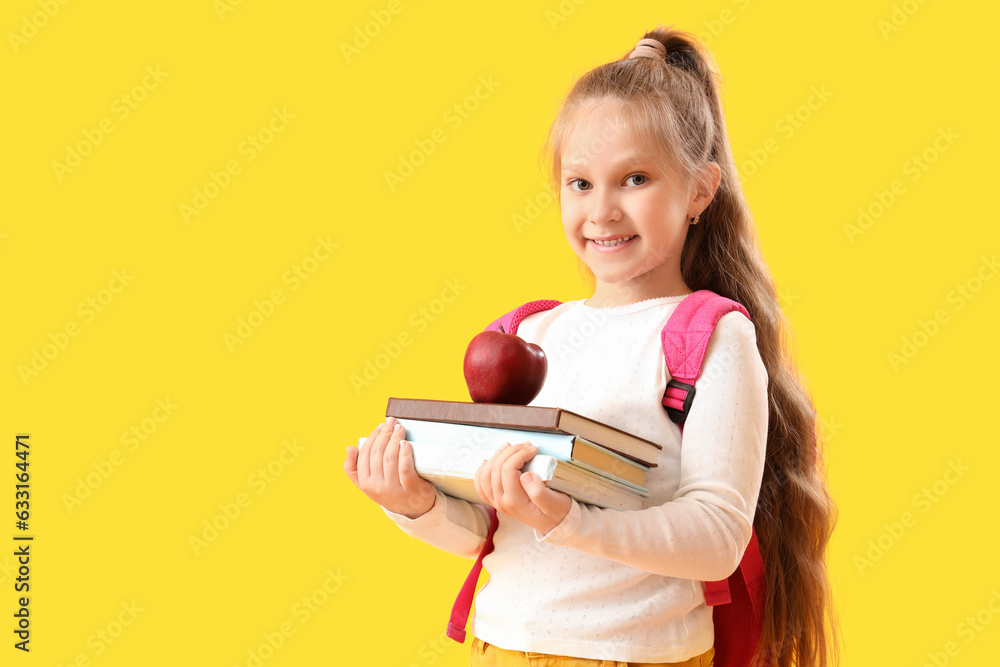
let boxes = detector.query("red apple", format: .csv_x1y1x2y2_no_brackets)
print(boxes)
463,325,547,405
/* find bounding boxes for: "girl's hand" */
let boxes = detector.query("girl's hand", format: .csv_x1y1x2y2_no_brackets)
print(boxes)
473,442,573,534
344,417,437,519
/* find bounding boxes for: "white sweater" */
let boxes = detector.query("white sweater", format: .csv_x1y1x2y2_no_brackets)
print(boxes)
383,295,769,662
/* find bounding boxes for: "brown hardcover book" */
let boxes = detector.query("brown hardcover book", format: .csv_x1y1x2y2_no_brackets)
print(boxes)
385,397,661,468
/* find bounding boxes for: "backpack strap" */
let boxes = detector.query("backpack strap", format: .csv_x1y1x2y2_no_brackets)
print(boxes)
711,528,767,666
662,290,752,603
446,299,563,643
446,506,500,642
486,300,563,336
660,290,750,424
663,290,766,666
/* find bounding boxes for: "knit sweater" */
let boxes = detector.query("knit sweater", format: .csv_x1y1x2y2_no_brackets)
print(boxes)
383,294,769,663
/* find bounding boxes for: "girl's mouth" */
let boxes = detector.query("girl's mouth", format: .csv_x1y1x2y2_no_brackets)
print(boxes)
590,235,637,250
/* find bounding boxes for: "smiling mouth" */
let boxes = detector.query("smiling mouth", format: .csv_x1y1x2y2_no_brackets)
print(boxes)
590,235,636,247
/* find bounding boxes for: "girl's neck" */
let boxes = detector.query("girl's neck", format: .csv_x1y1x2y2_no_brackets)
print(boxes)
586,278,693,309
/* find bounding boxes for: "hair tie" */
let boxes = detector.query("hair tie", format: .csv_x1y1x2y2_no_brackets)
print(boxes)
628,38,667,61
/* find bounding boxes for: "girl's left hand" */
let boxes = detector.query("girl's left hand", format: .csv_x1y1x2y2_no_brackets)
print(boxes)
473,442,573,535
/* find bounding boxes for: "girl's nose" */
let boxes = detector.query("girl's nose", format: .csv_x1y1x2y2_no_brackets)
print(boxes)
588,189,622,224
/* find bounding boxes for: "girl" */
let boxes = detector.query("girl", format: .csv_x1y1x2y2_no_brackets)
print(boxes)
344,26,837,667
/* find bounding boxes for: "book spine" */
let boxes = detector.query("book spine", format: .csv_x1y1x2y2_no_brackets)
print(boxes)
567,460,649,494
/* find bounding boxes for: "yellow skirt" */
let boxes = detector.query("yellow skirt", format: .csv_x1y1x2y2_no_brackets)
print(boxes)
470,636,714,667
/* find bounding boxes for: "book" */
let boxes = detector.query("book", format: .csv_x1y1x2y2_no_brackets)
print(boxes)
355,437,647,511
385,397,662,468
393,417,649,490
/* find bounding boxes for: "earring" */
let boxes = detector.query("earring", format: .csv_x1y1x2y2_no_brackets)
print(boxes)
689,213,700,224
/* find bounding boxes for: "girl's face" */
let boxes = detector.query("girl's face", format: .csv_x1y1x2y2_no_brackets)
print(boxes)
559,100,716,307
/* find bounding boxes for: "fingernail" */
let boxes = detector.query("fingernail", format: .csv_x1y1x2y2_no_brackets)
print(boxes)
394,423,403,432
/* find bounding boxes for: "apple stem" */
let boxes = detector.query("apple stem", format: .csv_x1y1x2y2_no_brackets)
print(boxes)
498,325,505,333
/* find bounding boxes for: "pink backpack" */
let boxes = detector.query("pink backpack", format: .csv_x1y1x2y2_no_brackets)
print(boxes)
445,290,767,667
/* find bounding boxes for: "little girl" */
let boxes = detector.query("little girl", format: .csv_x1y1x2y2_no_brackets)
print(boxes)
345,26,837,667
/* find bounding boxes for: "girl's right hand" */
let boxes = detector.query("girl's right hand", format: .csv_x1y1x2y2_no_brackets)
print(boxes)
343,417,437,519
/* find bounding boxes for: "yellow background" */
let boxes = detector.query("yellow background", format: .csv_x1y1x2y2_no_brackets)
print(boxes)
2,0,997,665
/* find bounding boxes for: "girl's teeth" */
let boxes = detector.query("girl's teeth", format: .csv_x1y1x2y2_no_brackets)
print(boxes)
593,236,635,247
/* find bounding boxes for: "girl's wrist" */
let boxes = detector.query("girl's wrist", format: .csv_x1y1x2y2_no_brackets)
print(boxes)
400,492,436,520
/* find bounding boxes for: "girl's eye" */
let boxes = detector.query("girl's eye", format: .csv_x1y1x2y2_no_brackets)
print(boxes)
566,175,645,190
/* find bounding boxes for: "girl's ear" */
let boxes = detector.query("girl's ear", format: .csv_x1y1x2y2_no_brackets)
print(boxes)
691,161,722,212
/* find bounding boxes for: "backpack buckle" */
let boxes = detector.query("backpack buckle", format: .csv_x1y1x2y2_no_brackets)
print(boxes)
663,379,696,424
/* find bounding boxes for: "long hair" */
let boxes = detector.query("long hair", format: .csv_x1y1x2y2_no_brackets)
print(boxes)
540,26,839,667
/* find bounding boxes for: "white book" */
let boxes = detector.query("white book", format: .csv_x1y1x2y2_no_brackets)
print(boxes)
393,417,650,493
355,437,646,511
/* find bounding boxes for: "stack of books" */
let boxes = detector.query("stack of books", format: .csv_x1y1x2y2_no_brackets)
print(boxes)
356,397,662,511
